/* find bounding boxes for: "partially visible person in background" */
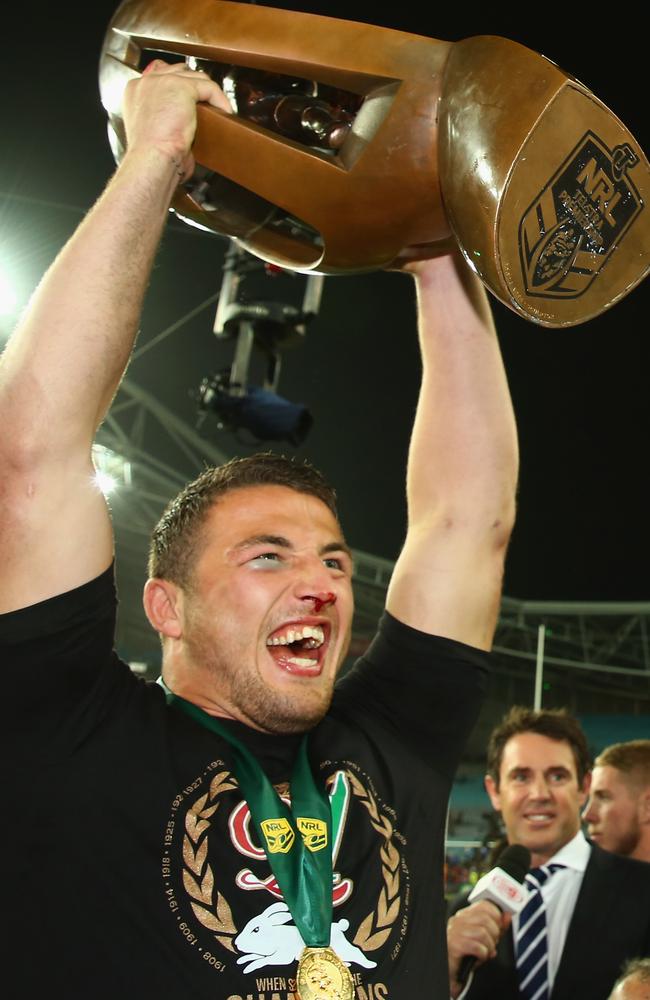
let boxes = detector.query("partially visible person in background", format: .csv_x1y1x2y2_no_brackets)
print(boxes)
584,740,650,862
608,958,650,1000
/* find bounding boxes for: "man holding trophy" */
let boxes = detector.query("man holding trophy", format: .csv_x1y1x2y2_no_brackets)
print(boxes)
0,1,645,996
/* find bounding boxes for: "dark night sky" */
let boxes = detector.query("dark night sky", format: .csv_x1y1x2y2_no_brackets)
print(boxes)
1,1,649,603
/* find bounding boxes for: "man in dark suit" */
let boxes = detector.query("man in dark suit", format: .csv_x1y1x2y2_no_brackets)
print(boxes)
447,707,650,1000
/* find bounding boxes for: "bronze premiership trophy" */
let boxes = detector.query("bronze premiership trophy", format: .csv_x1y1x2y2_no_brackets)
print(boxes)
99,0,649,326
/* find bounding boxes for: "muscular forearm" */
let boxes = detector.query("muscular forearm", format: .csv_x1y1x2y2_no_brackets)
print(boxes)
386,251,519,646
0,60,230,463
0,146,179,461
408,252,518,537
0,63,229,611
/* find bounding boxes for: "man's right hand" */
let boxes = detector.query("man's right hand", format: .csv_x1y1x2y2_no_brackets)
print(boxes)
447,900,511,997
123,60,232,181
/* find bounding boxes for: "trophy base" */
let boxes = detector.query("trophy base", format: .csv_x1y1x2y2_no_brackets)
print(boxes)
440,36,649,327
498,85,648,326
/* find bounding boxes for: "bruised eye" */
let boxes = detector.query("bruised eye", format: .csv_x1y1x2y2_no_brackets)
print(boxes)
249,552,283,567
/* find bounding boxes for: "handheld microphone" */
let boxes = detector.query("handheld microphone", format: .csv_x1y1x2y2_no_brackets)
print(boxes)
456,843,531,989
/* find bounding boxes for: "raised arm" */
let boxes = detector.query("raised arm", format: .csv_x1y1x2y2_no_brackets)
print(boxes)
0,64,230,613
385,252,519,650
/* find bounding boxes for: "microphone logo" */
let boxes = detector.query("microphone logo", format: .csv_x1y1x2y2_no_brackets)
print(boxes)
491,871,526,905
468,866,528,914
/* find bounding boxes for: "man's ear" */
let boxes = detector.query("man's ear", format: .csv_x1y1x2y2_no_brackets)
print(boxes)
485,773,501,811
143,578,184,639
578,770,592,809
638,787,650,825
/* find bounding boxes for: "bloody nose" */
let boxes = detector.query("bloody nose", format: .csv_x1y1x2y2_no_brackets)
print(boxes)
308,592,337,612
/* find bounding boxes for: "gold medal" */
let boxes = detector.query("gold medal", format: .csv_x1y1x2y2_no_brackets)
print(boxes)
296,946,355,1000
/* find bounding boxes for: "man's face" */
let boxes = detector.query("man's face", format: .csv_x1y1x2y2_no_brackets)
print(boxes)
485,732,589,866
177,484,354,734
583,765,641,857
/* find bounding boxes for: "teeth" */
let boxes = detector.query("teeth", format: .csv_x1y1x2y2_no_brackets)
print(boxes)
287,655,319,668
267,625,325,648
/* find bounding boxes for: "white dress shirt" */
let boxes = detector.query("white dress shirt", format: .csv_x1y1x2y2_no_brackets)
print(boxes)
512,830,591,990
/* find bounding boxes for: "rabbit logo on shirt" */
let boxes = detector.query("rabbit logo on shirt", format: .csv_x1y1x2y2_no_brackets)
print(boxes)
234,901,377,974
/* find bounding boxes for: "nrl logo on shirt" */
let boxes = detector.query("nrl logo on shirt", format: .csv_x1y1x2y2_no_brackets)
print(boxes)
297,817,328,852
518,132,642,298
259,815,328,855
261,818,295,854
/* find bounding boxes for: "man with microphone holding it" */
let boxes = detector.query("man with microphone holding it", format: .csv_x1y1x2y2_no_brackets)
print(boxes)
447,708,650,1000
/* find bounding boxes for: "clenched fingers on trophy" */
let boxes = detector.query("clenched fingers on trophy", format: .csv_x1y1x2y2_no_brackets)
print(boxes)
99,0,649,327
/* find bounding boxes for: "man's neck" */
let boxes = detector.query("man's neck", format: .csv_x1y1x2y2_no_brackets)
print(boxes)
529,828,584,868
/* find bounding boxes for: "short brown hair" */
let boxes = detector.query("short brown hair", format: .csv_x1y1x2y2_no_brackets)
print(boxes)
610,956,650,993
487,706,592,788
148,452,338,588
595,740,650,789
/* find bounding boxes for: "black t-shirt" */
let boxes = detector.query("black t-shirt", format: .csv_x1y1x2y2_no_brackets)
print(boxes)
0,567,489,999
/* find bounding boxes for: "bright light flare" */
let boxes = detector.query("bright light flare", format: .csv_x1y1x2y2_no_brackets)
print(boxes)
91,444,132,496
94,470,118,496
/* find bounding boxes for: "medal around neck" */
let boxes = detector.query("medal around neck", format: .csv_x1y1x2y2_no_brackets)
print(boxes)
297,945,354,1000
167,695,354,994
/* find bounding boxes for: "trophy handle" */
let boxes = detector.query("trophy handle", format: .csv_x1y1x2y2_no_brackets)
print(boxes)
99,0,454,272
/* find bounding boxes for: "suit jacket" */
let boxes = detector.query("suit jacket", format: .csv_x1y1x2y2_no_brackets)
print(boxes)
450,843,650,1000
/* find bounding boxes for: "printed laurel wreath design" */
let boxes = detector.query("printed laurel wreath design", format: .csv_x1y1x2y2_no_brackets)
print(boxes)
346,770,402,952
182,770,240,952
181,767,401,958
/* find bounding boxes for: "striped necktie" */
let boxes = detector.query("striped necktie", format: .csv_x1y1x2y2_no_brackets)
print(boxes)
514,864,566,1000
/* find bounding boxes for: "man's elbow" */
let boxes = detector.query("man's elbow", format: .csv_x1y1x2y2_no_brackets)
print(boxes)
414,495,517,553
489,498,517,554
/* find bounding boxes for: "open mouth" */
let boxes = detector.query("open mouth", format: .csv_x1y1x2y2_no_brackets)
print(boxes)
523,813,555,825
266,622,328,674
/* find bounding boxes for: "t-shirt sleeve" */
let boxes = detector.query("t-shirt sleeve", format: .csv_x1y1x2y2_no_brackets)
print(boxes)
0,565,134,764
331,610,489,779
